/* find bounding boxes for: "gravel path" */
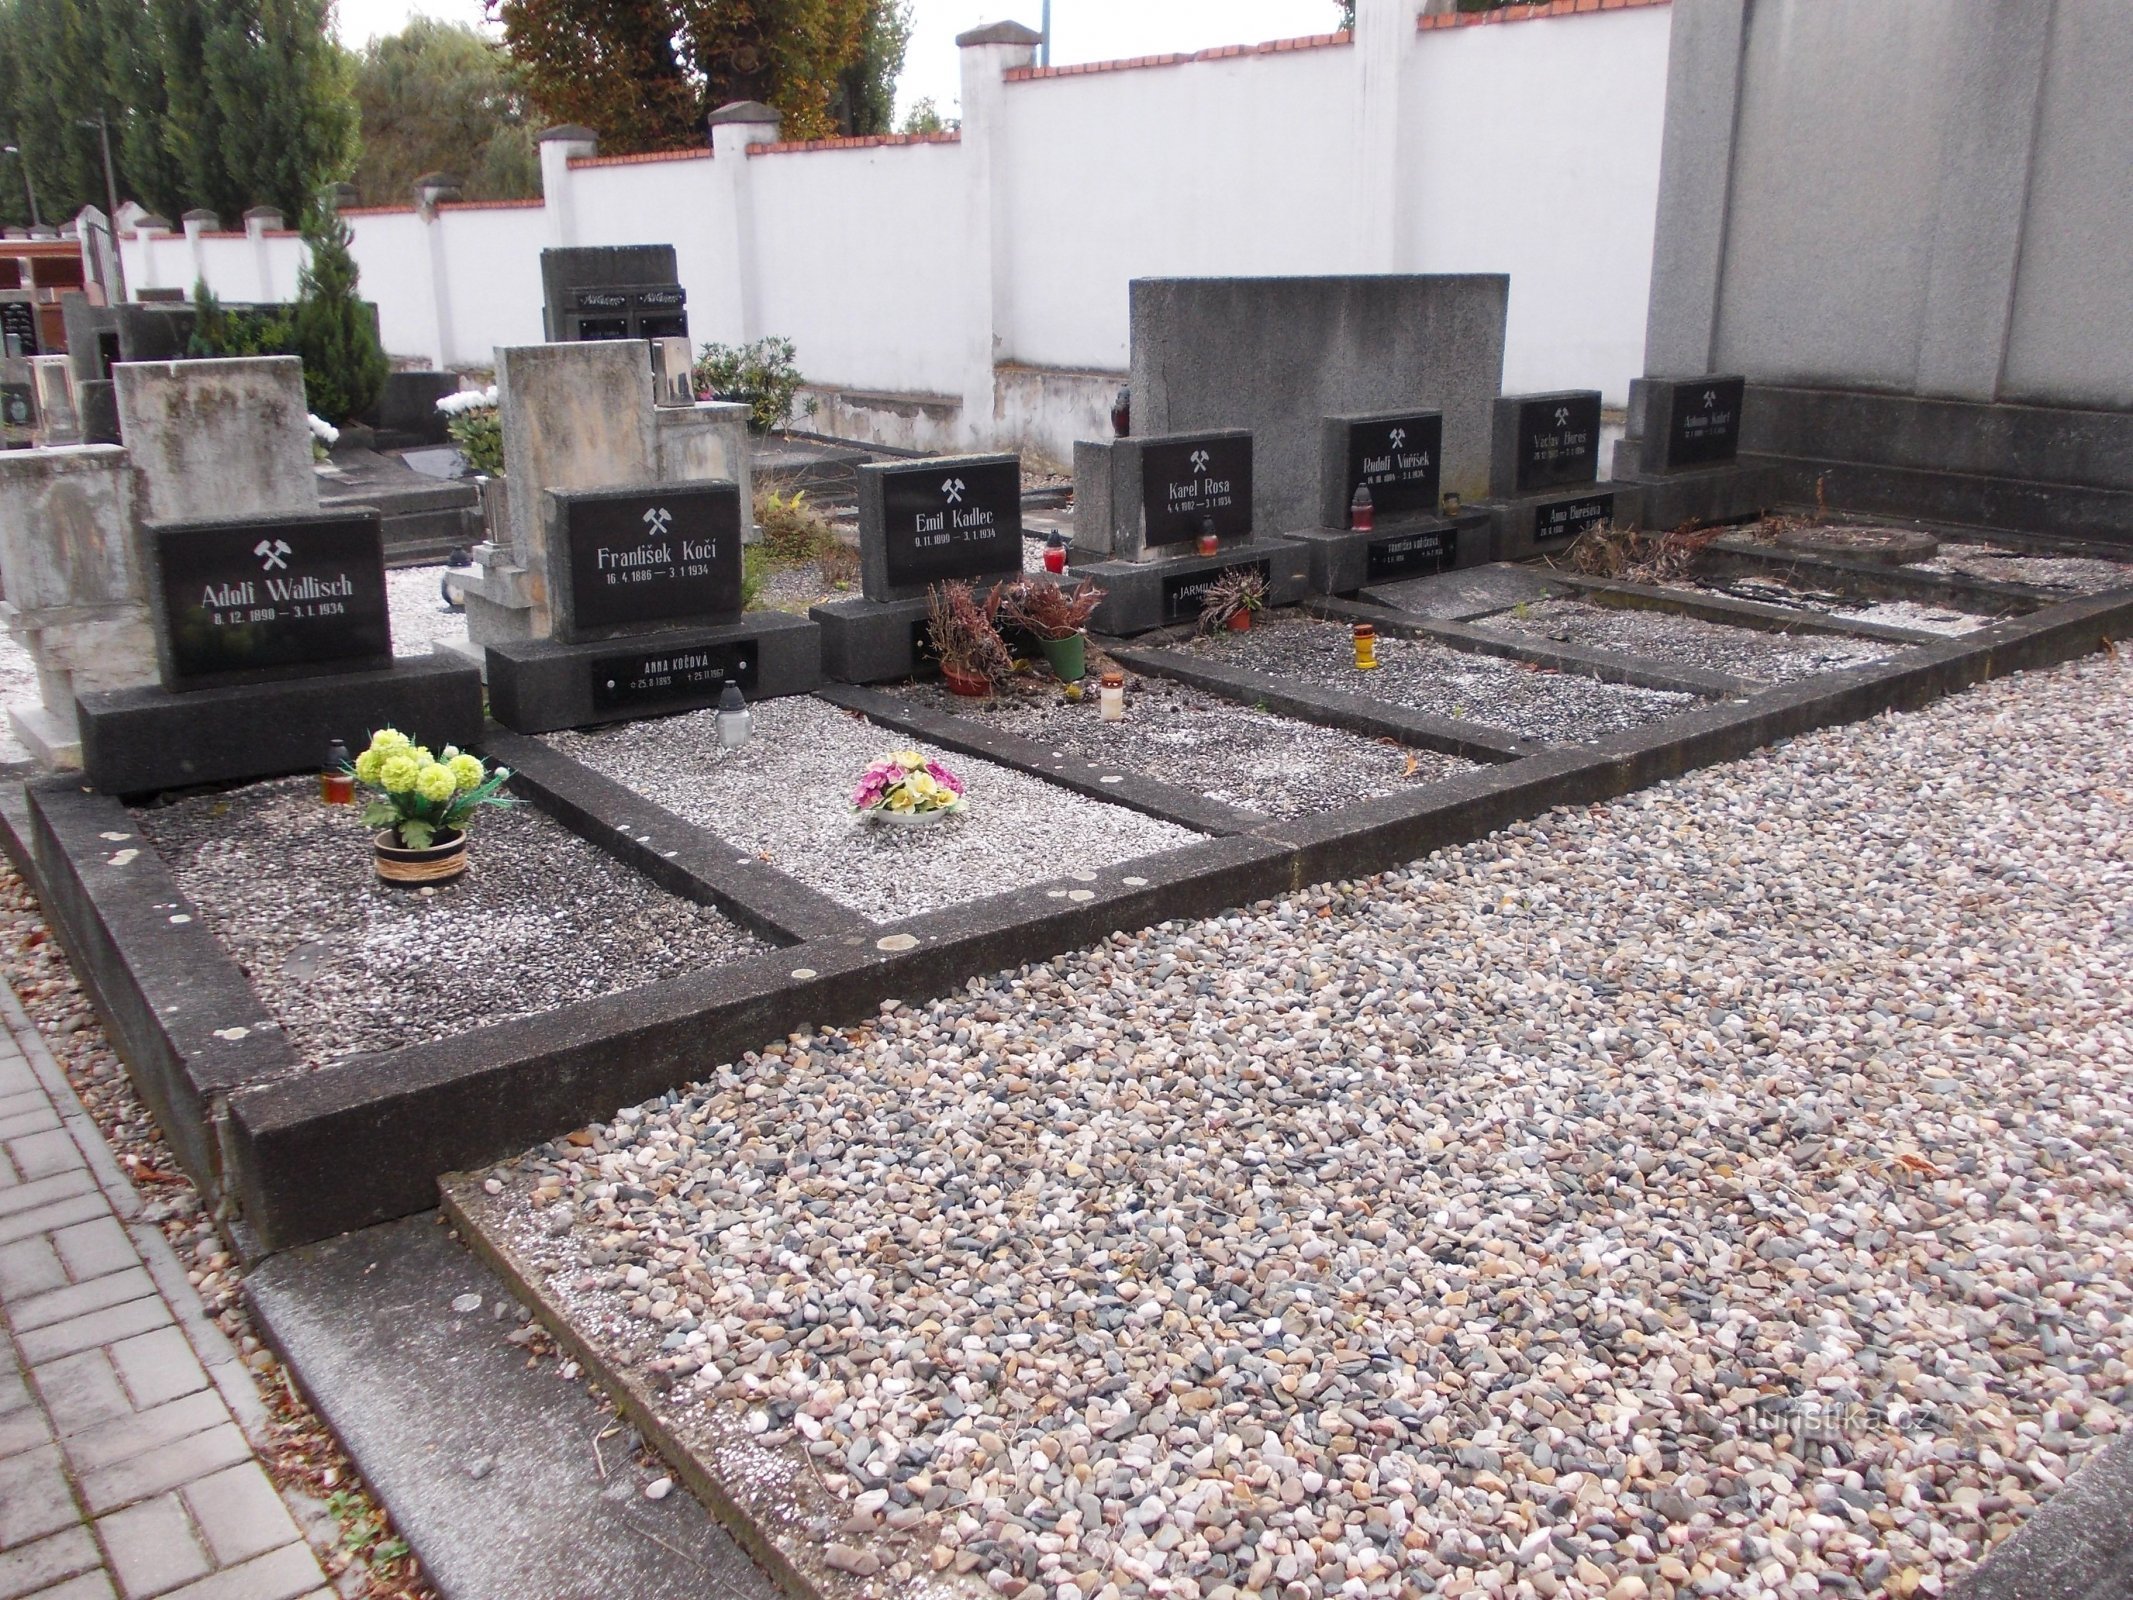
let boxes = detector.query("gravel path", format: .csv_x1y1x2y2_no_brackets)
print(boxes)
547,697,1203,921
1483,597,1892,683
134,778,766,1069
1183,614,1697,743
388,564,473,657
887,677,1474,818
476,647,2133,1600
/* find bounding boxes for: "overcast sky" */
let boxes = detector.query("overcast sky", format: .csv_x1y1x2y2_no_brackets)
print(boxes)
331,0,1345,122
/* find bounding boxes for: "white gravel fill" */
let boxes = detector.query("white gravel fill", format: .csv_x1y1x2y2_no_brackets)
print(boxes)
388,564,472,658
477,648,2133,1600
1484,597,1892,683
546,696,1204,921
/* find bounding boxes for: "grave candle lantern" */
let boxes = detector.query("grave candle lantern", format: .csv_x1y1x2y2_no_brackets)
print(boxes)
1350,483,1374,532
1099,669,1126,722
1196,515,1219,559
1352,622,1378,671
320,739,354,805
1441,491,1462,517
1043,532,1067,574
715,683,752,748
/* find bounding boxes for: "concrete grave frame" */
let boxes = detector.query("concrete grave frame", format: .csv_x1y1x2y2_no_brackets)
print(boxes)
5,544,2130,1255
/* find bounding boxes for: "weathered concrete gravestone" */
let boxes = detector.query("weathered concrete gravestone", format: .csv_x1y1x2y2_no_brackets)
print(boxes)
811,453,1024,683
0,355,482,790
1487,390,1644,560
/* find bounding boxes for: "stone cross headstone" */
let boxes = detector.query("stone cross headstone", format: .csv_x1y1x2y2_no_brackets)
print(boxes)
145,509,391,690
1491,391,1603,496
859,454,1023,601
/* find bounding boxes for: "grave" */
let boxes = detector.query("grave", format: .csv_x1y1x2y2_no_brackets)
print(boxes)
454,340,758,651
539,245,690,345
1610,373,1773,527
1066,429,1308,636
484,476,819,733
1485,390,1644,560
29,354,77,445
810,451,1031,682
1285,410,1495,594
0,356,480,779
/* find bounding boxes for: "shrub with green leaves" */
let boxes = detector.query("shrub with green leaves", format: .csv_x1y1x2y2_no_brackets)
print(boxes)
694,336,803,433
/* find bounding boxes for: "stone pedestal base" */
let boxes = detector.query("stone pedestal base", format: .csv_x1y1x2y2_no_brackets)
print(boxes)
810,595,934,686
1489,483,1646,563
484,613,822,734
1623,463,1775,531
1283,511,1495,596
8,706,82,771
76,656,484,796
1079,537,1311,636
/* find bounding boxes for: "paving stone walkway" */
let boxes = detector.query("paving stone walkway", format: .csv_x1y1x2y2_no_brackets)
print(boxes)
0,986,329,1600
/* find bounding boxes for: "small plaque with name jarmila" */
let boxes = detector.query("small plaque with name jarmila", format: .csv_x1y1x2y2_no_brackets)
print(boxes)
151,510,390,688
1163,559,1271,624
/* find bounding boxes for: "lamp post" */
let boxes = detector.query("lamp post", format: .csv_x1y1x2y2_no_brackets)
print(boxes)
74,110,127,301
0,140,39,229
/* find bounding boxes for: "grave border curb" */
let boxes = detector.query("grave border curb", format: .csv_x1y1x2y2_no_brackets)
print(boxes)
6,583,2129,1253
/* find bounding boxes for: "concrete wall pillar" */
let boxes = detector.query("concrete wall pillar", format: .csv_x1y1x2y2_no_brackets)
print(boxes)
536,126,598,252
1353,0,1412,272
1641,0,1747,375
709,103,783,347
1914,3,2052,402
243,207,283,301
414,176,463,369
957,22,1042,449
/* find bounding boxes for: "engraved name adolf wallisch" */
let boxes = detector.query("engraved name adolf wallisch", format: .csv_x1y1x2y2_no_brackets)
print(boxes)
199,538,357,624
594,505,721,587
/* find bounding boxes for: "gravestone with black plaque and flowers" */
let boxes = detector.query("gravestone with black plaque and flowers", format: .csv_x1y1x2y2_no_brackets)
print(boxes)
810,453,1028,684
75,505,484,795
1069,429,1307,636
485,475,820,732
1285,410,1494,594
1484,389,1642,562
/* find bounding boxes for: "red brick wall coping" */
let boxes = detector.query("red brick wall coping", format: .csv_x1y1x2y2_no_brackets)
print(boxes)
747,130,962,156
1419,0,1668,31
570,147,713,170
1005,30,1351,82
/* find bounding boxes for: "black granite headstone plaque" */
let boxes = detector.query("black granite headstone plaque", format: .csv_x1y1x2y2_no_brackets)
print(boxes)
1533,491,1615,546
1141,435,1253,546
151,510,390,689
879,459,1023,589
0,382,31,430
1514,394,1602,492
1663,377,1744,469
1344,414,1441,518
1366,527,1455,582
589,640,758,711
559,481,742,637
0,300,37,357
1162,559,1272,624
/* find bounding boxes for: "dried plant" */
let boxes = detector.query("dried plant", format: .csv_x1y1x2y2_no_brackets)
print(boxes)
1563,521,1724,585
998,577,1106,641
1197,566,1269,633
925,580,1014,684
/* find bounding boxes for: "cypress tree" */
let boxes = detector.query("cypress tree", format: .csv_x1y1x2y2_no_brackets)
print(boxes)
288,206,386,425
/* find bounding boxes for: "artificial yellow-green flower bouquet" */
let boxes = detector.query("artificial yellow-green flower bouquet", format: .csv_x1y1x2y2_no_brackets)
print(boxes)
349,728,516,885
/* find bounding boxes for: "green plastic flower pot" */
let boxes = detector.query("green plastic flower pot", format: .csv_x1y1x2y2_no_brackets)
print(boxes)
1039,631,1087,682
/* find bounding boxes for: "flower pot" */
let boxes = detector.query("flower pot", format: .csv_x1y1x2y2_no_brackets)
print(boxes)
941,666,992,698
1038,631,1087,683
374,828,468,886
862,801,964,829
1226,609,1253,633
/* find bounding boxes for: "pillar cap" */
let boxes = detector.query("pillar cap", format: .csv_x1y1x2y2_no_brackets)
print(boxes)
955,20,1043,46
